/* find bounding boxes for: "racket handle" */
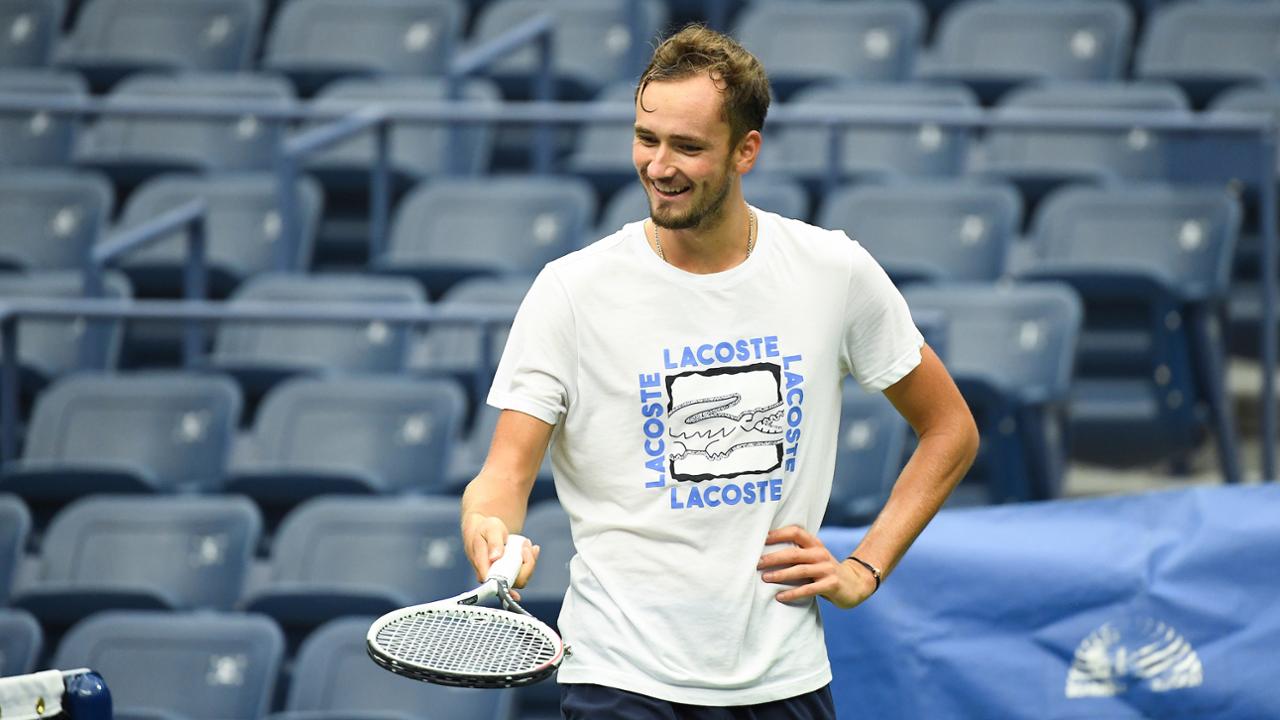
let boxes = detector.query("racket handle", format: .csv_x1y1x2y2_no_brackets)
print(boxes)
486,533,528,585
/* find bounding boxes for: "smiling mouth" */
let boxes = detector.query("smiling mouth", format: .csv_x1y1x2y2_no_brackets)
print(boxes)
651,180,691,199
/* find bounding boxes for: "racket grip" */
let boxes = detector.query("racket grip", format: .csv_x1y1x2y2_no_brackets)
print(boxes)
486,533,528,585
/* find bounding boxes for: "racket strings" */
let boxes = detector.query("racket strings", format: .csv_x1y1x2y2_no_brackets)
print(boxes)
376,608,559,676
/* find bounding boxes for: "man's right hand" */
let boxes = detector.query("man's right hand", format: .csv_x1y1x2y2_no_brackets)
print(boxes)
463,512,541,596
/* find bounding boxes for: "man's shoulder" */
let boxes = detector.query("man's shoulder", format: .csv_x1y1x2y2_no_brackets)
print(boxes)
762,209,860,264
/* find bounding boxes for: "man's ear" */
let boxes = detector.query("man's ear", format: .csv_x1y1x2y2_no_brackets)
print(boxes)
734,130,763,174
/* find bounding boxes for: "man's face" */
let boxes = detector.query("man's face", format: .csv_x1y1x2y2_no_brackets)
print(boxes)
633,74,738,231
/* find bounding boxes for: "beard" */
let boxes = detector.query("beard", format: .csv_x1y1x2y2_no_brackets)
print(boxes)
646,161,735,232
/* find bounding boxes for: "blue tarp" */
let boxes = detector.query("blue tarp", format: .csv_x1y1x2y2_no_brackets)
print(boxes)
819,485,1280,719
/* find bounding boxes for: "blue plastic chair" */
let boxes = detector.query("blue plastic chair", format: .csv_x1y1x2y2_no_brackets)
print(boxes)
471,0,668,100
11,495,260,629
241,495,473,638
0,609,42,677
734,1,924,99
411,274,530,398
377,176,595,299
0,494,30,604
56,0,262,92
1020,184,1242,480
921,0,1133,104
765,82,978,190
115,172,323,298
227,375,466,524
904,282,1083,503
817,181,1021,285
0,168,112,271
0,69,86,167
828,383,909,525
597,175,812,238
269,616,517,720
561,82,643,201
264,0,463,96
53,610,284,720
75,73,295,190
0,372,242,516
1137,0,1280,107
0,0,62,68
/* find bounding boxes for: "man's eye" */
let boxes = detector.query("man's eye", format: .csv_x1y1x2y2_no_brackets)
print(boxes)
681,145,702,153
637,135,657,145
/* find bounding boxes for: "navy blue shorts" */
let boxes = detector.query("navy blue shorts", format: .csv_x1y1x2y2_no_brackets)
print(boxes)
560,683,836,720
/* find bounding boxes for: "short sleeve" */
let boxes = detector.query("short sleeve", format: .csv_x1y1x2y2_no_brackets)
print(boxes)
839,239,924,392
486,267,577,425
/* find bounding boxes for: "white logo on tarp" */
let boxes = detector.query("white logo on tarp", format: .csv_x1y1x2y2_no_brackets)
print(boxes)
1065,617,1203,698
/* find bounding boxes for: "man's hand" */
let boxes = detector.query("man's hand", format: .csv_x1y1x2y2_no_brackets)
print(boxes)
462,512,541,600
758,525,877,609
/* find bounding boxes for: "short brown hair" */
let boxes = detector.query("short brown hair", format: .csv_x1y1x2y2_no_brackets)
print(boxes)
637,24,770,147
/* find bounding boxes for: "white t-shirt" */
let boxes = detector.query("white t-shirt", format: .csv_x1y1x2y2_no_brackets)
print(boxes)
488,208,923,706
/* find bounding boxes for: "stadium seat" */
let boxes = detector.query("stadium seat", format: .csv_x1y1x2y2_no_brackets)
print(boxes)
75,73,295,192
0,609,42,677
115,172,323,298
598,175,812,238
763,82,978,190
241,495,473,638
0,0,62,68
980,82,1191,211
827,383,910,525
375,176,595,299
209,273,425,407
10,495,260,629
0,69,86,167
56,0,262,92
1137,0,1280,108
921,0,1133,104
227,375,467,523
1019,185,1242,479
561,81,645,201
903,282,1083,503
510,499,572,719
0,373,241,522
0,168,112,271
818,181,1021,285
264,0,463,96
733,1,924,99
471,0,668,100
411,274,530,400
0,494,30,604
52,610,283,720
269,616,517,720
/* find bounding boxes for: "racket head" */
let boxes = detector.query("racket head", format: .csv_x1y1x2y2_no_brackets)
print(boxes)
366,588,565,688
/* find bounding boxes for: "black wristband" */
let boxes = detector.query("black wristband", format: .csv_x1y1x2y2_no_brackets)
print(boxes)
846,554,882,593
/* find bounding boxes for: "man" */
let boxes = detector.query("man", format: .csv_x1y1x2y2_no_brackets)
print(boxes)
461,24,978,719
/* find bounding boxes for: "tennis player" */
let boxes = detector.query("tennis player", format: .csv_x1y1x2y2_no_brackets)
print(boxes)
461,24,979,718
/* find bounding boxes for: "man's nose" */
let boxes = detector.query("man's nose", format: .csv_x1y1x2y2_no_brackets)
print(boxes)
647,145,676,179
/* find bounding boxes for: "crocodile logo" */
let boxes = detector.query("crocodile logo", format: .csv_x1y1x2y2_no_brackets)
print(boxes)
666,363,784,482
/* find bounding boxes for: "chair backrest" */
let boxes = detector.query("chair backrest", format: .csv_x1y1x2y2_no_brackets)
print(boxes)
35,495,260,609
0,609,42,677
473,0,667,96
266,0,461,77
77,72,295,172
1030,184,1240,302
22,372,242,491
60,0,261,72
734,1,923,92
306,76,498,178
268,496,473,603
599,175,811,236
0,168,112,270
0,270,131,378
117,172,323,280
1137,1,1280,82
53,610,283,720
386,176,595,271
247,376,466,493
769,82,977,180
213,273,425,374
932,0,1132,81
985,82,1190,181
0,69,85,167
0,0,62,68
817,181,1020,284
0,494,30,604
903,282,1083,403
286,616,516,720
413,275,531,373
829,384,908,525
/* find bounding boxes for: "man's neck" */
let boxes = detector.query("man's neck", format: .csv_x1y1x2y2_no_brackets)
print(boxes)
647,201,755,275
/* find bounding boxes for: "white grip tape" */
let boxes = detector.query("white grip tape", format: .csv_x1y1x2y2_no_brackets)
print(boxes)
485,533,527,584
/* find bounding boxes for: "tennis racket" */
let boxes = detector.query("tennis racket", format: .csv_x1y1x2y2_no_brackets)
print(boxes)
366,534,566,688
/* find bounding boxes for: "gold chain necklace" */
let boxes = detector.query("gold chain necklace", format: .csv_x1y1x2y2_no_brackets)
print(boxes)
654,208,756,263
